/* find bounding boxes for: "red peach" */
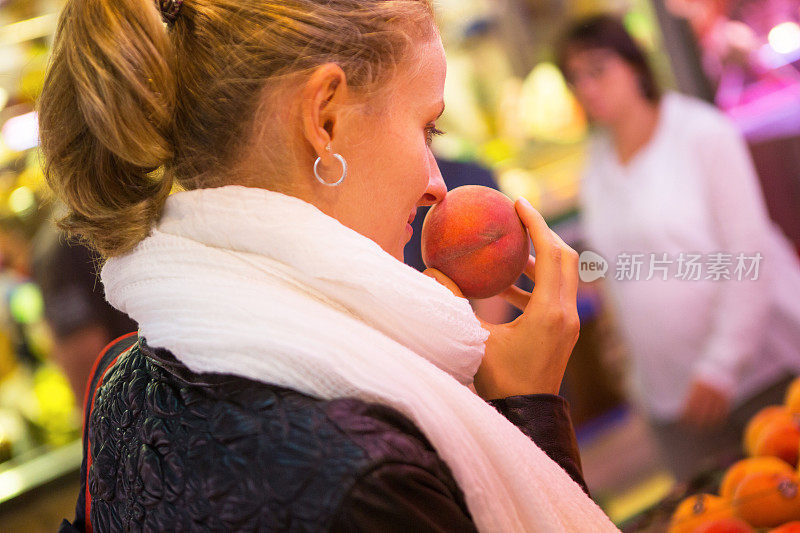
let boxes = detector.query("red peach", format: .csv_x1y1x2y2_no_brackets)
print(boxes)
421,185,530,299
770,522,800,532
693,518,755,533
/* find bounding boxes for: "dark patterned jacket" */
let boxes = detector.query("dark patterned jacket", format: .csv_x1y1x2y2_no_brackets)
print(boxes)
60,333,588,532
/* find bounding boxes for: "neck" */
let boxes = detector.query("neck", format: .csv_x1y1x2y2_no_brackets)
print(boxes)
608,95,660,165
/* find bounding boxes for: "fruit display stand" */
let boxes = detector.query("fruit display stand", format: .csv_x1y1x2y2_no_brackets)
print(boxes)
618,378,800,532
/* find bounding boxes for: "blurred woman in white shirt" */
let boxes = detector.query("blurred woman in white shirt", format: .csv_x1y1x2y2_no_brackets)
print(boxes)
557,14,800,481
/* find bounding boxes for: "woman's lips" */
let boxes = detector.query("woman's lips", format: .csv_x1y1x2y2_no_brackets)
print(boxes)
406,210,417,237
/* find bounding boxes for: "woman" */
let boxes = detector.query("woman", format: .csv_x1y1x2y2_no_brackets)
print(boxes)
40,0,617,531
558,15,800,481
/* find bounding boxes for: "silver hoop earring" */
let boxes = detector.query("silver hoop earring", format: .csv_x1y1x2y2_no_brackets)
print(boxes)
313,149,347,187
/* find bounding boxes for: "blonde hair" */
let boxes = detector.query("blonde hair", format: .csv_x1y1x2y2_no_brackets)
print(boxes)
38,0,435,257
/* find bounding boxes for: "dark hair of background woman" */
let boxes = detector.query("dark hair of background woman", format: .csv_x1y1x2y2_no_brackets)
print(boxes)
556,13,661,103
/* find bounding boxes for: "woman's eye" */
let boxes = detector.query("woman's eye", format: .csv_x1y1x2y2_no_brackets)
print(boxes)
425,126,445,146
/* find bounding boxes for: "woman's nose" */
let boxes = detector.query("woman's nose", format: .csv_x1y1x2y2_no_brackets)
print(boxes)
418,160,447,207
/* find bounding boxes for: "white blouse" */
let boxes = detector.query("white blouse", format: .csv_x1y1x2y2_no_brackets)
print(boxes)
580,91,800,420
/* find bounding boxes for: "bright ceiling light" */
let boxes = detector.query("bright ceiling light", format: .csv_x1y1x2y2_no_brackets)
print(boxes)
8,186,35,216
1,111,38,152
768,21,800,54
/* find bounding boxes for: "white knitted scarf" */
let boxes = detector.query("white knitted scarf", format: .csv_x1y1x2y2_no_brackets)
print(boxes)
101,185,618,532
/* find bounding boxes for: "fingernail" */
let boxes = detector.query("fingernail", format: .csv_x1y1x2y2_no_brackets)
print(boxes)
518,197,532,208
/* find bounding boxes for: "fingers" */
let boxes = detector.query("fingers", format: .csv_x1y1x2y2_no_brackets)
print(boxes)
681,386,728,429
514,198,579,322
680,386,699,427
515,198,560,303
551,230,579,306
423,268,492,331
696,401,723,428
499,285,531,312
702,392,728,428
710,403,728,427
694,396,713,427
522,255,536,282
423,268,464,298
682,402,702,428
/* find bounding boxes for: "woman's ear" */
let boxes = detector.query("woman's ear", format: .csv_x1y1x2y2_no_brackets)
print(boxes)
300,63,348,162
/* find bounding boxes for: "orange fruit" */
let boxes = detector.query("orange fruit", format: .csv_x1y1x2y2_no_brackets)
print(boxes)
668,494,736,533
770,522,800,532
693,517,755,532
745,406,795,456
732,471,800,527
753,418,800,467
720,457,794,500
785,377,800,414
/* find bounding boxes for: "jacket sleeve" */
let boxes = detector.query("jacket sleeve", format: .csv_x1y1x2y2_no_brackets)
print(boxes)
690,111,772,398
330,393,586,531
66,333,139,533
330,461,479,533
487,393,588,495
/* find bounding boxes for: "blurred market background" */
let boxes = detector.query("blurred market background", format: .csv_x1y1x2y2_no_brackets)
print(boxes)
0,0,798,530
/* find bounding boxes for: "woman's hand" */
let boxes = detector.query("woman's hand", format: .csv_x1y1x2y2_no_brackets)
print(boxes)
424,198,580,400
680,380,730,429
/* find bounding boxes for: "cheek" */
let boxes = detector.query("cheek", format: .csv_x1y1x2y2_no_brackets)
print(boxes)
607,67,643,101
345,118,431,212
342,123,402,186
573,86,597,107
379,128,431,189
574,86,609,122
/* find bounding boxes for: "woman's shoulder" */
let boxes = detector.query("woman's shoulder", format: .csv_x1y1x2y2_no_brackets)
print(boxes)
581,128,614,180
82,336,461,531
135,338,444,465
663,91,736,138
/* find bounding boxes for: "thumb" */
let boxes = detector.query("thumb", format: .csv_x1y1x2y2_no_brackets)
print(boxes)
423,268,493,332
423,267,465,299
423,268,492,331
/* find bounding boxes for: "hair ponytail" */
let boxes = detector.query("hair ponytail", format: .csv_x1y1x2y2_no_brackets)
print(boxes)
39,0,435,258
38,0,176,258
